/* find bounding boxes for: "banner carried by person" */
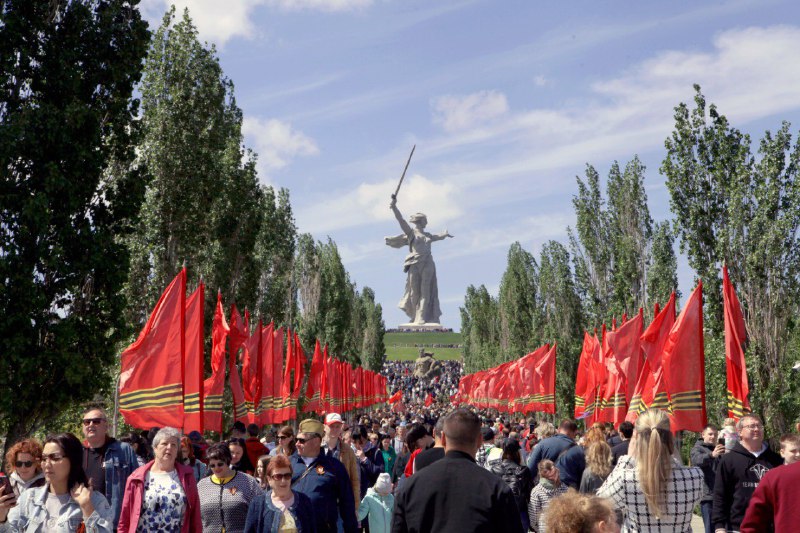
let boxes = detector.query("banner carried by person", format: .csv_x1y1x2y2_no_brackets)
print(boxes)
119,268,186,429
723,265,750,420
203,292,228,433
183,282,205,433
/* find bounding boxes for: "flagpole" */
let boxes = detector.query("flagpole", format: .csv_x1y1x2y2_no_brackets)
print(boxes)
113,372,120,438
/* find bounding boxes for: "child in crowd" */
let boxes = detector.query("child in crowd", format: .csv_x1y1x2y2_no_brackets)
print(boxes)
358,473,395,533
779,434,800,465
529,459,568,533
719,418,739,451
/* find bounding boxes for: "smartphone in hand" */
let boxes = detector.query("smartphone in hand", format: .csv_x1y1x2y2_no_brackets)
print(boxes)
718,437,726,446
0,476,12,497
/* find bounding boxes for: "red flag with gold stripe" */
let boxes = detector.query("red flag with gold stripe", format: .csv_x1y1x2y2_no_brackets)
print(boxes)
119,268,185,429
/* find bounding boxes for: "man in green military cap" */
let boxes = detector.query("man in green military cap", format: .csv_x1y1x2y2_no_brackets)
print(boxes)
290,418,357,533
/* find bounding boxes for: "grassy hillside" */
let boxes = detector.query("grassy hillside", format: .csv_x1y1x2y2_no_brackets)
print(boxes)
384,331,462,361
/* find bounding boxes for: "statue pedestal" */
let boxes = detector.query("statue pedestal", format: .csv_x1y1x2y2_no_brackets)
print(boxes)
397,323,444,332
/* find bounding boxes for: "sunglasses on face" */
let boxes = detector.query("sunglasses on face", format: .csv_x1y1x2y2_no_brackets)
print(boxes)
16,460,34,468
271,473,292,482
277,435,291,440
82,418,105,426
207,461,226,469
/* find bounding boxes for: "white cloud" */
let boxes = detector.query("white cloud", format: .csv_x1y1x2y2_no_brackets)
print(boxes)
421,25,800,190
297,173,462,236
139,0,371,45
242,117,319,178
140,0,264,45
533,75,548,87
431,90,509,132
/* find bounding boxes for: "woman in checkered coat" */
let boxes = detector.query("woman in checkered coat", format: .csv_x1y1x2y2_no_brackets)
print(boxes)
596,409,704,532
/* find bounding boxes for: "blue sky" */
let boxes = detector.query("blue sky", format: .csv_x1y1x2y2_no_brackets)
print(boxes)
140,0,800,330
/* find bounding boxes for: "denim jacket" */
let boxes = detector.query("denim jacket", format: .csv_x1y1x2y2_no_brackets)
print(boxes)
0,483,113,533
91,439,139,528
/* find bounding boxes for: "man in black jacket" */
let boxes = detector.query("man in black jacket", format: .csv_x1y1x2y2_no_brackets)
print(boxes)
691,424,724,533
611,421,634,466
712,415,782,533
391,409,523,533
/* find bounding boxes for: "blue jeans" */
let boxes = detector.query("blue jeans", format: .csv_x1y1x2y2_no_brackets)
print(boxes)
700,500,713,533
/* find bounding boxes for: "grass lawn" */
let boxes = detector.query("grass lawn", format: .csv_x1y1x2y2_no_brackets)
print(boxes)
385,331,462,361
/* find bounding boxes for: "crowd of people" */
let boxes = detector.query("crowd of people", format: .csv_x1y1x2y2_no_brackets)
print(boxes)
0,401,799,532
381,360,462,405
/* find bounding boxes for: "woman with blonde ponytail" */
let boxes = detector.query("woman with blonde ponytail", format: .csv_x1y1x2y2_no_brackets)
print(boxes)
597,409,704,531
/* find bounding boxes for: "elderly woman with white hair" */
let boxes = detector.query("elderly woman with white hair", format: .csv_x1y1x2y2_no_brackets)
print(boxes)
117,427,201,533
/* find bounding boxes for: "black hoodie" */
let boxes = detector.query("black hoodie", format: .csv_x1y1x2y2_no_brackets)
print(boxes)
711,441,782,531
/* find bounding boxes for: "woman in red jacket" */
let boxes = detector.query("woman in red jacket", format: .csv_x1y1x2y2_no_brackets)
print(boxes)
118,427,201,533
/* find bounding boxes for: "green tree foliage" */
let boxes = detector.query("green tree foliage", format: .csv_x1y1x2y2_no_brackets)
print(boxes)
497,242,538,360
460,285,500,373
124,8,298,333
360,287,387,371
568,164,614,323
662,85,800,434
647,221,679,311
537,241,584,417
294,236,383,367
254,187,297,325
0,0,149,449
606,157,652,316
569,159,656,324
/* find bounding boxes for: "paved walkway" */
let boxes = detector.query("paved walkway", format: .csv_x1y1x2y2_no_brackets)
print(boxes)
690,513,705,532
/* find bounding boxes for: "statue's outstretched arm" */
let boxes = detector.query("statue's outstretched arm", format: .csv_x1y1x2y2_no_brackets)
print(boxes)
390,198,413,235
431,229,454,241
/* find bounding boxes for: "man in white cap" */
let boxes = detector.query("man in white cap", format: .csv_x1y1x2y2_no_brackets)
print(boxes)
323,412,360,514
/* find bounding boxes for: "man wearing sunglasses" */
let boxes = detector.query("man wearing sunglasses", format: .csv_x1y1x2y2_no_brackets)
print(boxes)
291,418,358,533
80,407,139,529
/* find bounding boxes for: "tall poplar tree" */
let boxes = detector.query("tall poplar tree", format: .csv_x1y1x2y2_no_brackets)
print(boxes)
460,285,500,372
662,86,800,433
537,241,584,416
497,242,538,360
0,0,149,450
646,221,679,311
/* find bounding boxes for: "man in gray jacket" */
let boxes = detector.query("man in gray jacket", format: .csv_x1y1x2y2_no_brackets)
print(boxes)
691,424,725,533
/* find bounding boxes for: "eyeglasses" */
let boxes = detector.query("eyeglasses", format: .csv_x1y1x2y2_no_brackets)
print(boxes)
41,454,65,464
15,460,34,468
82,418,106,426
270,473,292,482
207,461,226,469
296,435,319,444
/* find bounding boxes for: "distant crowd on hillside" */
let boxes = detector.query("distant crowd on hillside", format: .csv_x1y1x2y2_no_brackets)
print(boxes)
381,360,463,406
385,327,454,333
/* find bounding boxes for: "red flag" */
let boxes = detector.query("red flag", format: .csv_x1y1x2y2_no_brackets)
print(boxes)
627,294,676,422
574,333,596,418
388,390,403,404
517,344,556,413
303,340,324,413
662,283,706,432
424,393,434,407
258,323,281,424
119,268,185,429
723,266,750,420
606,309,644,405
203,292,228,433
242,320,264,424
183,282,204,433
227,305,248,422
